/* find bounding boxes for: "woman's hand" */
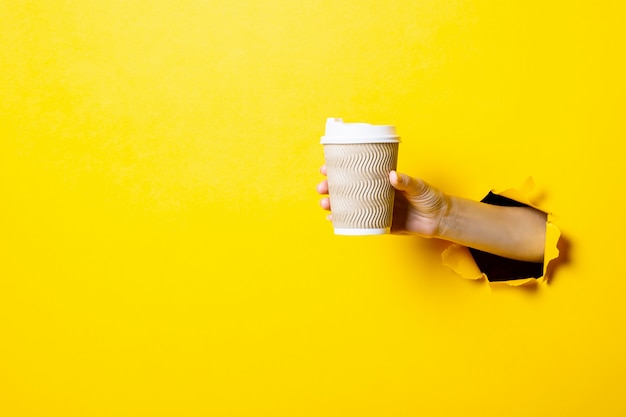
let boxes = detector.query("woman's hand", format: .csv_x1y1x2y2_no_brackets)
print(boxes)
317,166,546,262
316,166,451,238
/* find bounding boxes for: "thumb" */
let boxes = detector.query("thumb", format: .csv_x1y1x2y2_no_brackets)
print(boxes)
389,170,428,196
389,170,412,191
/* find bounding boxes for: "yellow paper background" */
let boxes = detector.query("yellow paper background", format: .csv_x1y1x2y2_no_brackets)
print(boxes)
1,1,625,416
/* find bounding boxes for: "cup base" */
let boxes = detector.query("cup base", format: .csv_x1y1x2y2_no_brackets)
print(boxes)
333,228,390,236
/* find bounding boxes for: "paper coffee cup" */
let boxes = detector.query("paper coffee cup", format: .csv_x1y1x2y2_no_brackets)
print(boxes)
321,118,400,235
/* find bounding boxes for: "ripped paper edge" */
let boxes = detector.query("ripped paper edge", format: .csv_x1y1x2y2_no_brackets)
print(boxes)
441,178,562,287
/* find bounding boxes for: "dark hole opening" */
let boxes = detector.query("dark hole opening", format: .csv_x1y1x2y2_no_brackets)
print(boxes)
468,192,544,282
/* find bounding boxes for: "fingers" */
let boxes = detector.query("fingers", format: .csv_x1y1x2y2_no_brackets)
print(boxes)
317,172,331,212
316,179,328,195
318,180,331,211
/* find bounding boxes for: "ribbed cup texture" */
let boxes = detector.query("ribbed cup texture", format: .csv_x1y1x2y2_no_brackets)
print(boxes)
323,143,398,230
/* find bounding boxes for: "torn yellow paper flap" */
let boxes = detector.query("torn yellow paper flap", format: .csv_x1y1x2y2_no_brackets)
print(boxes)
543,215,561,278
492,177,542,212
442,178,562,286
442,244,486,280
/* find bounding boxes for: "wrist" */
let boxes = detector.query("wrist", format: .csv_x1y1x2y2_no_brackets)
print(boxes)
435,194,458,240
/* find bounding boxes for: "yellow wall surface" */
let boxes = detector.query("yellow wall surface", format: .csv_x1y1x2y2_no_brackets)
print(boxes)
1,1,625,416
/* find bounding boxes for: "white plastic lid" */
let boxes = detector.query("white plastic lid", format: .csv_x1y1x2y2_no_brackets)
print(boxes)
320,118,401,144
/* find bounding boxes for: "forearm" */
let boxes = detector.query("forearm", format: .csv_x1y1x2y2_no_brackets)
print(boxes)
437,195,547,263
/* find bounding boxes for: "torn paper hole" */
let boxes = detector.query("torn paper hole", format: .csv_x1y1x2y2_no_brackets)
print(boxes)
441,178,561,286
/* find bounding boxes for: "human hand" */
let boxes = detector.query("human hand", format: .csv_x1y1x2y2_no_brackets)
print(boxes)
316,166,451,238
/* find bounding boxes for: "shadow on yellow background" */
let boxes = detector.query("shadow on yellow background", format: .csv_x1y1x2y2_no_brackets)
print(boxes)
1,1,625,416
